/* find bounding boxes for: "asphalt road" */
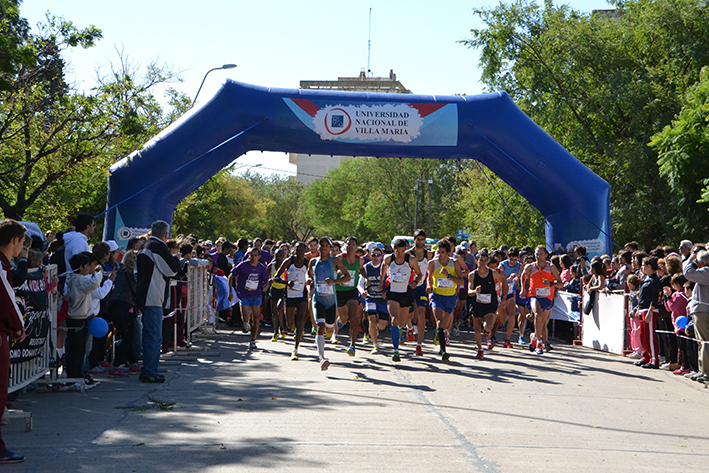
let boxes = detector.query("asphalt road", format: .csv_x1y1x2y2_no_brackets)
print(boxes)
5,326,708,472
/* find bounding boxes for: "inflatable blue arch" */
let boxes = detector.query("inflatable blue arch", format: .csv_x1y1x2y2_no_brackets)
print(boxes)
104,80,611,256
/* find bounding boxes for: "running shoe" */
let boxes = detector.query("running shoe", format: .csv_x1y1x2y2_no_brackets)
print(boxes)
529,338,537,352
392,351,401,362
271,333,278,342
331,334,340,344
433,330,439,346
535,344,544,355
442,352,450,364
451,324,460,337
325,332,332,339
249,340,257,350
243,321,251,333
291,350,298,361
336,318,344,329
685,371,698,379
370,345,380,355
407,328,415,342
347,345,356,357
128,363,141,375
0,450,25,464
415,345,423,356
674,366,690,375
320,359,330,371
99,360,111,369
138,374,164,384
363,334,371,345
278,329,286,339
628,351,642,359
88,365,107,375
660,362,671,370
503,340,513,349
487,340,494,351
311,326,317,335
546,344,553,352
85,374,101,386
107,367,129,378
476,349,484,360
518,335,527,345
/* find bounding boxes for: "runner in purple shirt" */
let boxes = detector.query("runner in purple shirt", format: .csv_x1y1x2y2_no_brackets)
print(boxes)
229,247,268,349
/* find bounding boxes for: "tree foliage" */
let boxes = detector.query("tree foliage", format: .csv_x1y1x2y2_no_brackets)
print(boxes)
0,7,188,236
303,157,465,242
460,0,709,247
651,65,709,240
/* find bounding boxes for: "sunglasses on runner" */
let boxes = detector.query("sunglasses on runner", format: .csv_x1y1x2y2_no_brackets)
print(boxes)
371,252,382,257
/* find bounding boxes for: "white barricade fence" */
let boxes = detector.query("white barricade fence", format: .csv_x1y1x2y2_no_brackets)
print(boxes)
581,291,626,355
9,264,58,393
184,262,213,342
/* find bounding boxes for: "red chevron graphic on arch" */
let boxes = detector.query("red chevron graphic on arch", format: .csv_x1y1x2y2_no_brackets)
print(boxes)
291,98,321,118
408,103,447,118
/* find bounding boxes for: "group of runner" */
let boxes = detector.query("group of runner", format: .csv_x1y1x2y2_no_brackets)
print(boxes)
227,231,563,371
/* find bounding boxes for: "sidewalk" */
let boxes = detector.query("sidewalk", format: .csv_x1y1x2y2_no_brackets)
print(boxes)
4,326,708,472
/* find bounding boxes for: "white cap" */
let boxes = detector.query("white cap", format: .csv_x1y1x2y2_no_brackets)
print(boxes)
366,242,378,252
680,240,693,249
105,240,120,252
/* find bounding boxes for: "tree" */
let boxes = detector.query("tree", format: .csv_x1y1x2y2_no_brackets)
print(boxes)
0,0,32,92
0,14,104,221
460,0,709,247
172,171,259,241
303,157,465,242
650,65,709,240
241,173,314,241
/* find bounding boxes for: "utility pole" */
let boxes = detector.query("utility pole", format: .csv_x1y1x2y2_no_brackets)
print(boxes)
414,182,420,232
427,174,433,237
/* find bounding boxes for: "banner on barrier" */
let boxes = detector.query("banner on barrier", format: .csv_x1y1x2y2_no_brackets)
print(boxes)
11,268,50,364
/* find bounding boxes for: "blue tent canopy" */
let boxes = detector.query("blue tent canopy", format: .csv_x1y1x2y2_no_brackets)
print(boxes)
104,80,611,256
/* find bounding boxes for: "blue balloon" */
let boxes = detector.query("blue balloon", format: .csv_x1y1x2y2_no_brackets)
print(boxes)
89,317,109,338
675,316,688,330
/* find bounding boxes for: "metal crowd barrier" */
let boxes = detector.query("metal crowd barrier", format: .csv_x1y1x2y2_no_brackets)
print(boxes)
9,264,58,394
184,262,213,343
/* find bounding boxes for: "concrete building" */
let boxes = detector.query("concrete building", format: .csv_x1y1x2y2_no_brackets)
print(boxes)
290,70,411,185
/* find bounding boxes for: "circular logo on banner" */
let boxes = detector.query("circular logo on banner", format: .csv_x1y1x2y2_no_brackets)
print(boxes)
324,108,351,136
118,227,132,239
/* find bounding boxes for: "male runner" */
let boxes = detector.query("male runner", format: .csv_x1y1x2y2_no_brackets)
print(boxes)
468,249,508,359
521,245,563,354
380,238,422,362
229,247,269,349
427,239,465,364
499,247,521,348
408,230,431,356
362,248,389,354
337,237,365,356
274,242,309,360
307,237,350,370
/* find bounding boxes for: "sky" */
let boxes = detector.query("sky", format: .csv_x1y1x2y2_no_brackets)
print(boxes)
21,0,613,178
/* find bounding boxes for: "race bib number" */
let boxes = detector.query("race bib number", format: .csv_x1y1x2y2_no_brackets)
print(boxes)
391,270,407,284
291,281,305,293
477,293,492,304
508,281,515,293
340,270,356,287
438,278,454,288
317,283,333,295
245,276,259,291
535,286,551,297
366,302,376,311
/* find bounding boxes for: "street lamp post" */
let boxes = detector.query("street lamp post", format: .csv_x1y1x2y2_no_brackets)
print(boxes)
193,63,237,105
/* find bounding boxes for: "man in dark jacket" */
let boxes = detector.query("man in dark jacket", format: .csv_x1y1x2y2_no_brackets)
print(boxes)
0,220,27,463
135,221,180,383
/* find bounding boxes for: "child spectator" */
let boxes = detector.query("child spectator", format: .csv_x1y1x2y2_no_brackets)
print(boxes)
86,247,116,375
664,274,689,374
627,274,643,358
65,253,102,390
107,250,139,377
